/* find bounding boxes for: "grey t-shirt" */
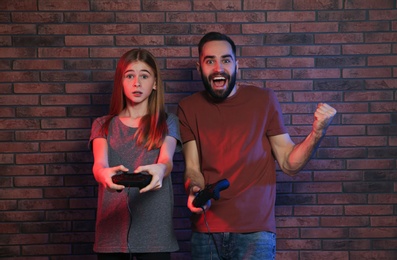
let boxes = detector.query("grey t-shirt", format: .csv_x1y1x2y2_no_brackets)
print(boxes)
89,113,181,253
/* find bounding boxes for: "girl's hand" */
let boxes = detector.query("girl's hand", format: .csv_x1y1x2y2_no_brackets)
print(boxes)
134,163,167,193
94,165,129,192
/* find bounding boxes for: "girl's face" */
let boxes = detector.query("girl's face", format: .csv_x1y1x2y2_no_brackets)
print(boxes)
122,60,156,105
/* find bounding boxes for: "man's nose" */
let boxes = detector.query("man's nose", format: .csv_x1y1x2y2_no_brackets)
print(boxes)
214,61,224,72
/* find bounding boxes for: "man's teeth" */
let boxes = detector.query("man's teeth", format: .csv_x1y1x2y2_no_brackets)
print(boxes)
213,76,225,81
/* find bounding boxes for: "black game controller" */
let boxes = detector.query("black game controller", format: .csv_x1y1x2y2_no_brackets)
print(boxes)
112,171,152,189
192,179,230,208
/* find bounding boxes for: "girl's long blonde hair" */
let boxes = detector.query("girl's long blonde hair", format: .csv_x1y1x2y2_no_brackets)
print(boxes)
101,49,168,150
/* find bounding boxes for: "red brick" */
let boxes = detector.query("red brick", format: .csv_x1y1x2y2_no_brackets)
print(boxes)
318,10,366,21
0,24,36,34
65,11,114,22
322,239,371,250
343,68,391,78
143,0,191,11
0,0,37,10
38,47,88,58
350,227,397,238
116,35,164,46
0,95,39,105
319,192,365,205
39,0,89,11
16,153,65,164
342,114,390,124
294,206,344,216
347,159,395,170
116,12,164,23
0,47,36,58
301,228,348,238
217,12,266,23
40,141,87,152
22,244,71,255
91,0,140,11
244,0,292,10
268,11,315,22
16,107,66,117
243,69,291,80
191,23,241,35
90,24,139,35
0,142,38,153
372,239,397,250
268,57,314,68
193,0,240,11
15,130,65,141
292,22,339,33
1,165,44,175
345,0,395,9
292,45,340,55
13,83,64,93
277,239,321,250
343,44,391,54
368,55,397,66
38,24,88,34
365,79,397,89
267,80,313,91
366,32,397,43
341,21,390,32
13,59,63,70
370,10,397,20
339,136,387,147
0,106,15,117
65,36,114,46
316,33,363,43
12,12,62,23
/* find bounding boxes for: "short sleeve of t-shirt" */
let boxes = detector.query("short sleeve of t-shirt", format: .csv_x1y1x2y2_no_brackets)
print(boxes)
166,113,182,153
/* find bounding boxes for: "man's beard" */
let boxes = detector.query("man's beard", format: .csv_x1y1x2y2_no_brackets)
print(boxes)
200,70,237,102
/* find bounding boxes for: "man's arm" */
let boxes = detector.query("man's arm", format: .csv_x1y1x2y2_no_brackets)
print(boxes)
270,103,337,176
182,140,207,213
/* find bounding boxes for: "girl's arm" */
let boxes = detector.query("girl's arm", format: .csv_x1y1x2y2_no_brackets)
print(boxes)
92,138,128,191
135,135,177,193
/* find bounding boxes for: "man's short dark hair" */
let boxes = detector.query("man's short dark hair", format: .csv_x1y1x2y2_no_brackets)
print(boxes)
198,32,236,57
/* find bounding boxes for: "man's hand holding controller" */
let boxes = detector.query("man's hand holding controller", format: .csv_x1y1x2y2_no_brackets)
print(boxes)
189,179,230,213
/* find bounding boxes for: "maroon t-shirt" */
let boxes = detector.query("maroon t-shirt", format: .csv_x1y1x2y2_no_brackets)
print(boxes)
177,85,287,233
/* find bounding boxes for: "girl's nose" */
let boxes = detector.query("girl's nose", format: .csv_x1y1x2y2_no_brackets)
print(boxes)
133,78,140,87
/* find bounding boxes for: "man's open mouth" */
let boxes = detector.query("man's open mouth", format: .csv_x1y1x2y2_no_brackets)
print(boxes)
212,76,227,88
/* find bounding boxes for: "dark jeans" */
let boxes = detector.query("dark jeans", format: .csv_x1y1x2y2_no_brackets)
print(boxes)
97,252,170,260
191,231,276,260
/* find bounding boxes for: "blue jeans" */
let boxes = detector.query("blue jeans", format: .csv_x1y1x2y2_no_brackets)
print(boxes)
191,231,276,260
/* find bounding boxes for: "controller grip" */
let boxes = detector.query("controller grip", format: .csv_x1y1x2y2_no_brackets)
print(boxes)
192,179,230,208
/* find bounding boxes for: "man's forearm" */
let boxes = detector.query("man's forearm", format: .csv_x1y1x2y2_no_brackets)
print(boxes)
285,130,325,175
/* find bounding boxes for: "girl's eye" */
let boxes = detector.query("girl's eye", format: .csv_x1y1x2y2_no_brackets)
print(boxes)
125,74,134,79
141,75,149,79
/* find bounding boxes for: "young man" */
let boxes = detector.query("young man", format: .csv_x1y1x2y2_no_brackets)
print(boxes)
177,32,336,259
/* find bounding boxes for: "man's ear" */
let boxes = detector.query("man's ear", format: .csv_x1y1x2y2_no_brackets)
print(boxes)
236,60,239,73
196,61,201,72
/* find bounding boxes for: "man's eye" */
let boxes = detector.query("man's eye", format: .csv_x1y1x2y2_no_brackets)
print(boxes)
223,59,231,64
206,60,214,65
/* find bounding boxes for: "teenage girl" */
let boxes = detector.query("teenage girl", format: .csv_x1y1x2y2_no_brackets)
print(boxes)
89,49,181,260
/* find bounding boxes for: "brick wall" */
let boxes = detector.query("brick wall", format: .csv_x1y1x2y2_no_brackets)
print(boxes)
0,0,396,259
